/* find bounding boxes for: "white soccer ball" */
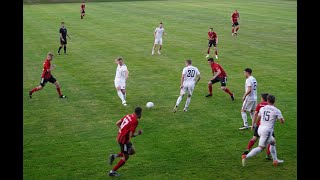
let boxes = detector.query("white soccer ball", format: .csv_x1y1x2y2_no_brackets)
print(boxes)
146,102,154,108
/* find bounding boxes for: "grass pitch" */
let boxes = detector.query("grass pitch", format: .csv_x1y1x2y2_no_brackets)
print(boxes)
23,0,297,179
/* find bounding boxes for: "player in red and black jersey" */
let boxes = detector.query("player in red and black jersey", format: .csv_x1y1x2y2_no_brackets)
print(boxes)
205,58,234,101
205,28,219,59
108,107,143,177
231,9,240,36
80,1,85,19
28,52,66,98
242,93,274,160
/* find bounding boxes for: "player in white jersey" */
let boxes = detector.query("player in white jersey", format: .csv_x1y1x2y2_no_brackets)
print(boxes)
242,94,285,167
239,68,258,130
114,57,129,106
172,59,200,112
152,22,166,55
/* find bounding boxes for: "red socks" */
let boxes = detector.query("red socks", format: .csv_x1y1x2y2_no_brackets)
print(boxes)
112,159,126,171
247,139,256,150
224,88,233,96
57,87,62,96
208,84,212,95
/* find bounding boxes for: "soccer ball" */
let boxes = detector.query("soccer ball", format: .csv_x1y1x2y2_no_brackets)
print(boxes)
146,102,154,108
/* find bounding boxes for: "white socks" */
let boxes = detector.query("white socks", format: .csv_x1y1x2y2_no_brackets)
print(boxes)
185,96,191,109
117,91,125,103
270,144,278,160
176,95,183,107
241,112,248,127
246,147,263,158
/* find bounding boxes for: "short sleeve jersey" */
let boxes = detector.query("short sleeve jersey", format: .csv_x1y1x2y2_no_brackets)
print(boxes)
59,27,67,39
116,114,138,144
182,65,200,84
245,76,257,101
41,59,51,79
258,105,283,130
211,62,227,78
115,64,128,82
154,27,165,39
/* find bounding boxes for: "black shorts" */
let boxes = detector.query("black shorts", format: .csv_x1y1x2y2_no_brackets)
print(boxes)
208,40,217,47
232,22,239,27
119,142,133,155
81,9,85,14
40,75,56,87
254,126,275,137
211,76,227,86
60,38,67,45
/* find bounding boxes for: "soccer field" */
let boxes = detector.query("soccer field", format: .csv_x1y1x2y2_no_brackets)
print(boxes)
23,0,297,179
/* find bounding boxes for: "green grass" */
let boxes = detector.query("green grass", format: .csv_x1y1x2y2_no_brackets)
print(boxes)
23,0,297,179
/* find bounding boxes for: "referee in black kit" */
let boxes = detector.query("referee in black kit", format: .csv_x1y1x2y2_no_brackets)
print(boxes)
57,22,71,55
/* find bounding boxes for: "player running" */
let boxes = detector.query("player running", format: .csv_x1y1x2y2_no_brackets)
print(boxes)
231,9,240,36
242,93,273,160
28,52,67,99
152,22,166,55
205,58,234,101
242,95,285,167
205,28,219,59
80,1,86,19
108,107,143,177
172,59,200,112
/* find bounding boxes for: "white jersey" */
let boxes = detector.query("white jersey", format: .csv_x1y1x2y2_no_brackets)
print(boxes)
154,27,165,39
258,105,283,130
115,64,128,82
182,65,200,85
245,76,257,101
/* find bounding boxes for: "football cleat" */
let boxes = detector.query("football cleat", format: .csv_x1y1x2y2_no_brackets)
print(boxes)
108,154,115,165
172,106,177,113
108,171,120,177
243,150,249,155
273,159,284,167
205,54,210,58
266,154,272,160
242,155,246,167
239,126,249,130
205,94,212,97
215,55,218,59
157,51,161,54
60,95,67,98
183,108,187,112
231,94,235,101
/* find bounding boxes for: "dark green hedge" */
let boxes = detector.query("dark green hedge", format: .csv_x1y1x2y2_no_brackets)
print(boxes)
24,0,164,4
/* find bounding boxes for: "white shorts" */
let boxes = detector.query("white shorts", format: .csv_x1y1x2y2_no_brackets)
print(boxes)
241,99,257,111
258,126,275,147
114,80,126,90
180,82,195,96
154,38,163,45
